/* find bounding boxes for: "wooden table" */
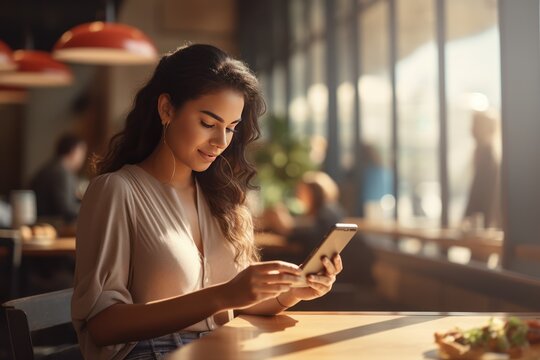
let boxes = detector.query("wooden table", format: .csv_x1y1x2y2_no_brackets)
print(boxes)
5,232,294,258
168,311,540,359
0,229,76,257
21,237,76,257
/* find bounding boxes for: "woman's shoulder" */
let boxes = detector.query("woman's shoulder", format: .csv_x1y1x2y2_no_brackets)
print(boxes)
85,166,134,198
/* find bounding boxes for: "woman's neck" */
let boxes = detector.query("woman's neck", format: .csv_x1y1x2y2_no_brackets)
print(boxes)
140,142,194,191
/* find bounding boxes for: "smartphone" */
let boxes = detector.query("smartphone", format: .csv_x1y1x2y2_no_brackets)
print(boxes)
291,223,358,287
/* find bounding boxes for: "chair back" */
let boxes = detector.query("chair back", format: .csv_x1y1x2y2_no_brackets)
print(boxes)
1,288,81,360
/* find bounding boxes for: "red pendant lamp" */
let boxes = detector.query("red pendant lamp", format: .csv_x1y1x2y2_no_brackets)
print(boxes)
0,40,16,71
0,50,72,87
52,1,158,65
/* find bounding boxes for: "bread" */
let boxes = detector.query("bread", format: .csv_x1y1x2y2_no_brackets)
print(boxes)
19,223,57,242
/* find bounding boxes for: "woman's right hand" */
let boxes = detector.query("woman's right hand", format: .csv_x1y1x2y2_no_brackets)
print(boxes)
221,261,302,310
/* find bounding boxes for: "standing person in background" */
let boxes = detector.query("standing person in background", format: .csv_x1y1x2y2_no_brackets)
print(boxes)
30,133,87,226
464,110,501,228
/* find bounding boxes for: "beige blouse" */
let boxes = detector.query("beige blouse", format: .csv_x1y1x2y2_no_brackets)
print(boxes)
72,164,246,360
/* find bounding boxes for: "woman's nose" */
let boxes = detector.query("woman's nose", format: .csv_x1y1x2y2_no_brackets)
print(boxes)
210,128,228,148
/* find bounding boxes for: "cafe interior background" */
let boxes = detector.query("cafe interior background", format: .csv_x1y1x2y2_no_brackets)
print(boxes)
0,0,539,348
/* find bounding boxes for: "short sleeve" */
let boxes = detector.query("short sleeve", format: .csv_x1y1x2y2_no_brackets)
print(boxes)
71,173,135,328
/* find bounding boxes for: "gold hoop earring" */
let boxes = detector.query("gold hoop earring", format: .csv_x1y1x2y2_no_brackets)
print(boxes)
162,122,176,184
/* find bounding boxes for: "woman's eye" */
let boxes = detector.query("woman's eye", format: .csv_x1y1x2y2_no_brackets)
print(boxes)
201,120,237,134
200,121,213,129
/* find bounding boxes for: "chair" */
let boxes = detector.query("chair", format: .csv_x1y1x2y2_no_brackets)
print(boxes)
0,235,22,302
1,288,82,360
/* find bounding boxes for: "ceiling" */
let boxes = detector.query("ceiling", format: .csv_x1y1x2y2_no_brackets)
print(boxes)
0,0,123,51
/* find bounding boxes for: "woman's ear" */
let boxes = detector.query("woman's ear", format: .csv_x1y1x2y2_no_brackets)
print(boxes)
157,93,173,125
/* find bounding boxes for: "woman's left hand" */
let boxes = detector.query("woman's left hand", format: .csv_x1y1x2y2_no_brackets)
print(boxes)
289,254,343,301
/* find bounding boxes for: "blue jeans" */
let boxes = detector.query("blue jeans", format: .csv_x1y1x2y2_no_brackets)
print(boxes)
124,331,210,360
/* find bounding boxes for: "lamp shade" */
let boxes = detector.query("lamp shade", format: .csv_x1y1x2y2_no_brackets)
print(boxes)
0,40,16,71
0,85,27,104
0,50,73,87
53,22,158,65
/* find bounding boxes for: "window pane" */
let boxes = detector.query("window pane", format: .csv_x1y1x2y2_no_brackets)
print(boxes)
359,0,394,219
307,40,328,139
396,0,439,227
289,0,306,47
336,10,355,171
336,0,354,20
289,50,309,138
310,0,326,36
271,63,287,118
446,0,501,229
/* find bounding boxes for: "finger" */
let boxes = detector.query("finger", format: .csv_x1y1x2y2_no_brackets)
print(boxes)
333,254,343,274
321,256,337,275
307,274,334,287
259,273,303,285
306,279,329,294
254,261,301,275
253,283,291,293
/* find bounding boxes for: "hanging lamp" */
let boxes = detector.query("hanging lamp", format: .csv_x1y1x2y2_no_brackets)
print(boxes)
0,40,16,71
52,1,158,65
0,50,72,87
0,1,73,88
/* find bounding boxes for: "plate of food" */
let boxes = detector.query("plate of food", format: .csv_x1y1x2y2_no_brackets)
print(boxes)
434,317,540,359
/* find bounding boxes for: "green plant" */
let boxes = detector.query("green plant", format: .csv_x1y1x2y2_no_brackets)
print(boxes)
249,114,316,210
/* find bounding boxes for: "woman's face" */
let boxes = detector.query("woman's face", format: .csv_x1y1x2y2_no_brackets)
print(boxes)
163,89,245,172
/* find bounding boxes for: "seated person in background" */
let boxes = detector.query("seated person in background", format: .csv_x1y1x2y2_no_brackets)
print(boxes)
261,171,375,287
30,133,87,227
24,134,86,294
261,171,344,249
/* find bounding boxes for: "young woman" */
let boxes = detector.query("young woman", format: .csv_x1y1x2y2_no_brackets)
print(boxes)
71,44,343,360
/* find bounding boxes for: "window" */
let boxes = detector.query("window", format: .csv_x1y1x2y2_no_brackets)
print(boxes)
336,1,356,171
446,0,501,229
396,0,439,227
289,51,309,137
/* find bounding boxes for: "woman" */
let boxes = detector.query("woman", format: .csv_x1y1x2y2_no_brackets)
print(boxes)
72,44,343,360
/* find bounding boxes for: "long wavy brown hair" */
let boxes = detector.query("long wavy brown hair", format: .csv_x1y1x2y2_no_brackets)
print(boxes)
94,44,264,265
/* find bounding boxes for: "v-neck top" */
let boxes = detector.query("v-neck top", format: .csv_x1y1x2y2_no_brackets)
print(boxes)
71,164,247,360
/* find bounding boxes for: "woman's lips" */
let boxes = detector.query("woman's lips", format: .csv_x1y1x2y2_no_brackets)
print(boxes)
198,150,218,162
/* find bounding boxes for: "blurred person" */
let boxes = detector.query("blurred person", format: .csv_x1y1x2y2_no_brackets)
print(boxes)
73,44,344,360
463,110,501,228
261,171,375,286
358,142,393,218
261,171,345,245
23,134,86,295
29,133,87,226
